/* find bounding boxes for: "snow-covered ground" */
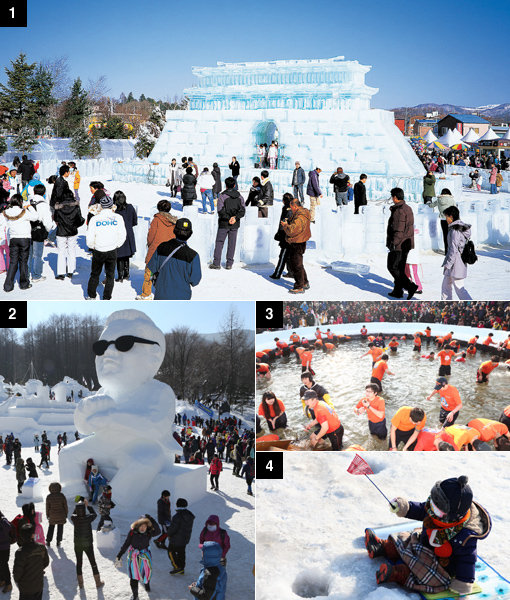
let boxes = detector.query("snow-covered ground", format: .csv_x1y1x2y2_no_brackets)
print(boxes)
256,453,510,600
0,399,255,600
1,176,509,300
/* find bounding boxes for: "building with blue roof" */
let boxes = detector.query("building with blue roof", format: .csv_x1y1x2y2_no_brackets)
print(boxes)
437,114,490,137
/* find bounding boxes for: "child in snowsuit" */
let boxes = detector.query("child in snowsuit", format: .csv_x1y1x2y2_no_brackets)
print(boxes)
88,465,107,504
97,485,115,532
189,541,227,600
365,475,491,596
71,499,104,589
116,514,160,599
154,490,171,549
167,498,195,575
199,515,230,566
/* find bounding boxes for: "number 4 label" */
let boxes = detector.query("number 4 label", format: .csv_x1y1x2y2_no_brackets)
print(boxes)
256,452,283,479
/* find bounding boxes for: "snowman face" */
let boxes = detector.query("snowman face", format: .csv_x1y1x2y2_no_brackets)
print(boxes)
95,318,163,394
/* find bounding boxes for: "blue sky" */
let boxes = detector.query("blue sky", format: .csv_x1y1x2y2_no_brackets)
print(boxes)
26,301,255,334
1,0,508,108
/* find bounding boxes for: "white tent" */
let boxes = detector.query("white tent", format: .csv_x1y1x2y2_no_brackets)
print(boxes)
477,128,499,142
424,129,437,143
437,128,463,147
461,129,479,143
500,128,510,140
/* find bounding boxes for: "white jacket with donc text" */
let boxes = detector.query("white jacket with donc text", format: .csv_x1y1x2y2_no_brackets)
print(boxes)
86,208,126,252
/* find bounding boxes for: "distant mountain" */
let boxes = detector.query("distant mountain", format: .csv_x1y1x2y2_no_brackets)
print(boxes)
391,103,510,122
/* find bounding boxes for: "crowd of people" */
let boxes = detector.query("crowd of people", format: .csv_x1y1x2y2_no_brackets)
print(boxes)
276,301,510,331
414,147,509,174
256,326,510,452
0,410,254,599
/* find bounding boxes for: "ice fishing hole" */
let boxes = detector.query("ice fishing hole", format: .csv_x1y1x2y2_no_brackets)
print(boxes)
292,571,331,598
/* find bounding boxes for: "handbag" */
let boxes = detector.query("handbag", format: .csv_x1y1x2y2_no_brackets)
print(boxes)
151,243,185,285
165,179,171,187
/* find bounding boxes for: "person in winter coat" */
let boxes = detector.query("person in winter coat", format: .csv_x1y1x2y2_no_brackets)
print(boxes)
97,485,115,532
269,192,293,280
241,456,255,496
39,443,49,469
154,490,172,549
25,458,37,479
405,227,423,295
88,465,108,504
246,177,261,209
86,194,127,300
422,170,436,204
228,157,240,189
0,510,14,594
306,168,322,222
19,156,35,189
199,515,230,563
11,504,45,546
116,515,160,598
86,182,106,225
489,165,498,194
71,499,104,589
13,438,22,461
209,177,246,269
430,188,457,254
28,183,52,282
137,200,177,299
0,188,10,274
68,162,81,201
167,498,195,575
147,217,202,300
13,524,49,600
329,167,350,207
189,541,227,600
291,161,305,203
2,194,38,292
209,454,223,491
167,158,181,197
45,482,68,546
366,476,491,596
50,164,71,210
113,191,137,282
281,198,312,294
15,457,26,494
197,168,216,214
386,188,417,300
211,163,222,202
354,174,368,214
181,167,197,206
53,188,85,280
257,170,274,218
441,205,472,300
267,142,278,169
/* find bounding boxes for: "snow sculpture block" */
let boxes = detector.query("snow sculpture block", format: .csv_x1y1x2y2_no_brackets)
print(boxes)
21,478,43,502
150,56,425,178
59,309,206,508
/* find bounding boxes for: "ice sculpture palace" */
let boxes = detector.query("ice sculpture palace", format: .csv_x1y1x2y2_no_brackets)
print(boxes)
150,56,424,178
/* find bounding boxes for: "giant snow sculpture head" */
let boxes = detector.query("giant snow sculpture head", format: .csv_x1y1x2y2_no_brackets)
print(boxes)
94,310,165,394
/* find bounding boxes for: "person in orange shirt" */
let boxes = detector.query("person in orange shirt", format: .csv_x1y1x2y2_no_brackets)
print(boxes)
258,392,287,431
289,332,300,344
361,343,384,368
389,406,426,451
443,331,453,342
315,327,326,340
412,333,422,353
468,335,479,346
354,383,387,440
371,355,394,392
443,425,480,451
256,362,271,380
314,338,323,348
304,390,343,450
476,356,500,383
322,342,335,353
455,352,467,363
466,344,477,355
482,333,496,347
326,329,335,340
388,338,399,353
424,327,432,346
467,418,510,445
274,337,290,357
426,377,462,425
436,345,459,376
360,326,368,337
300,348,313,374
414,427,458,451
499,405,510,432
421,351,435,360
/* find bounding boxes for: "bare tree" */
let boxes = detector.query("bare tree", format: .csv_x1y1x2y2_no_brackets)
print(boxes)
87,75,110,103
41,55,71,100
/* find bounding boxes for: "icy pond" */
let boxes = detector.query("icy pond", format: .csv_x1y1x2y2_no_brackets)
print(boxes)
257,338,509,450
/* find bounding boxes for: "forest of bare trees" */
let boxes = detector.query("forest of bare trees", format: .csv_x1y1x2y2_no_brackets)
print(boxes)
0,309,254,409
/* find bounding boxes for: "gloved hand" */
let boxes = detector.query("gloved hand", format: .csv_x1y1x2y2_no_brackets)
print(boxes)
114,557,122,568
389,497,409,517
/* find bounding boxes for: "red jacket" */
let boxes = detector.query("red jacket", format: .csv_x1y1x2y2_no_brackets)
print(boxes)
209,457,223,475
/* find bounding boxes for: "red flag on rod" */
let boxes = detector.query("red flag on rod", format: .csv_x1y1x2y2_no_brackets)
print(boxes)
347,454,374,475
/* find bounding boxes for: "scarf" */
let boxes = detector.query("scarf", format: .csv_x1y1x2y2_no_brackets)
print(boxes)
424,498,470,560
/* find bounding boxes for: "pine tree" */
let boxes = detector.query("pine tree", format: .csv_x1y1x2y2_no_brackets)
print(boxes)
89,126,101,158
0,137,7,157
28,65,56,132
102,115,127,139
0,53,37,133
139,93,146,102
13,127,38,153
134,122,159,158
149,104,166,131
58,77,90,137
69,126,92,158
127,92,135,103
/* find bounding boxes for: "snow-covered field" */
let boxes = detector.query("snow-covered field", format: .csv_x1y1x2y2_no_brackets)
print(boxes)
0,399,255,600
256,453,510,600
1,176,509,300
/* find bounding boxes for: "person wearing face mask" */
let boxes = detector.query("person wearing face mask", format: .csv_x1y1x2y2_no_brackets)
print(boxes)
199,515,231,566
365,476,491,596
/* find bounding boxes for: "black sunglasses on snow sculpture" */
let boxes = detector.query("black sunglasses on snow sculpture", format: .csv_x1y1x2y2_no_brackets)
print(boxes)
92,335,160,356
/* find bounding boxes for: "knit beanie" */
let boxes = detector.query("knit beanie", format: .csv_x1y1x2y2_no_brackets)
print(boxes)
430,475,472,520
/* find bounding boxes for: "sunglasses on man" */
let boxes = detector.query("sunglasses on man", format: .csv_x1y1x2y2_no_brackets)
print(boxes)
92,335,160,356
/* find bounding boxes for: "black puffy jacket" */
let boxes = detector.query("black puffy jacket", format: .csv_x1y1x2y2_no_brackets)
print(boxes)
71,505,96,549
181,174,197,202
167,508,195,547
13,541,49,596
54,199,84,237
50,176,70,209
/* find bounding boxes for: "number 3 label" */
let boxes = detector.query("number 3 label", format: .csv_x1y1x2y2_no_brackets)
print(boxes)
266,308,273,320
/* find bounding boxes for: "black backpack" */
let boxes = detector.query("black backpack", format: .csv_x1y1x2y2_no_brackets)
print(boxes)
30,201,48,242
461,240,477,265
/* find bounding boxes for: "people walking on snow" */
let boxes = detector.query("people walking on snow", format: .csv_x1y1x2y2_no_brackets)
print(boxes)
181,167,197,207
422,169,436,204
28,183,52,282
45,482,68,547
209,454,223,491
430,188,456,254
199,515,230,565
306,167,322,222
71,499,104,589
269,192,293,280
166,498,195,576
241,456,255,496
291,161,305,203
167,158,181,198
281,198,312,294
189,541,227,600
197,167,216,214
113,191,137,282
13,523,49,600
154,490,172,549
257,170,274,218
354,174,367,214
441,205,472,300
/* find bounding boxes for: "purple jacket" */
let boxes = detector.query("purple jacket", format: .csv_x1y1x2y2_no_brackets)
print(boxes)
306,170,321,197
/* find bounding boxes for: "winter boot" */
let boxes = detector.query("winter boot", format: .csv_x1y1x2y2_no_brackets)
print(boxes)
365,529,399,560
376,563,410,586
144,582,151,592
77,575,84,589
130,579,139,599
94,573,104,588
124,262,130,281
